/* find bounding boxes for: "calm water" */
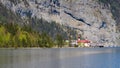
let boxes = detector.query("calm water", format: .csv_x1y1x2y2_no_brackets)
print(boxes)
0,48,120,68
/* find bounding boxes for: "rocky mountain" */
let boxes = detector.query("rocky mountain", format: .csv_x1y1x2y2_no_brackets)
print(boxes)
0,0,120,46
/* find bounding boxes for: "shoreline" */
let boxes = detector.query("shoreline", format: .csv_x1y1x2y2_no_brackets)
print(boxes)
0,46,119,49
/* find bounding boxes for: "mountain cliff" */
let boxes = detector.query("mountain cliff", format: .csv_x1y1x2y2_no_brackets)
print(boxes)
0,0,120,46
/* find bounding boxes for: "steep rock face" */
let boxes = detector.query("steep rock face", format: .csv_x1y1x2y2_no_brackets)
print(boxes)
98,0,120,45
61,0,118,46
0,0,119,46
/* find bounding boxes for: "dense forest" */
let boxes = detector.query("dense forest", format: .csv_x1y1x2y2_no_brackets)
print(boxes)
0,6,77,48
0,19,78,48
0,22,67,48
0,1,77,48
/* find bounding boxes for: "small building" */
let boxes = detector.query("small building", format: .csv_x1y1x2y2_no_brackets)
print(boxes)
77,39,91,47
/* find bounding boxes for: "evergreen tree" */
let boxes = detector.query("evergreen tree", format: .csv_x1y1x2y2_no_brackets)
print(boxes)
56,34,64,48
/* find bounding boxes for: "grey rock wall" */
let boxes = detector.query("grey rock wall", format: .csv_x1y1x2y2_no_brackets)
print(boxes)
0,0,119,46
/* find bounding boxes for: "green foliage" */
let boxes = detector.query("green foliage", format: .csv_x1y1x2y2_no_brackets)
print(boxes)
38,33,54,48
55,34,64,48
31,17,77,40
0,2,77,48
0,18,77,48
0,23,55,48
4,23,19,36
0,15,7,23
0,3,23,25
0,26,11,47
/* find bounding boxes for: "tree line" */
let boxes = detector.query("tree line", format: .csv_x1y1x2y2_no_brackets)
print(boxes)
0,3,77,48
0,23,65,48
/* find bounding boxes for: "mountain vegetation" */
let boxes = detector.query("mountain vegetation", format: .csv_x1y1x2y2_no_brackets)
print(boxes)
0,23,53,48
0,2,77,48
1,0,119,46
0,3,22,24
0,22,74,48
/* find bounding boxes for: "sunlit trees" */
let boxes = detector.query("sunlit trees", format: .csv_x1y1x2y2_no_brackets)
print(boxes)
38,33,54,48
56,34,64,48
0,26,11,47
0,23,56,48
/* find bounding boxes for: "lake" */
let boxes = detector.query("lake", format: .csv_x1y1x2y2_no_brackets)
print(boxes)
0,48,120,68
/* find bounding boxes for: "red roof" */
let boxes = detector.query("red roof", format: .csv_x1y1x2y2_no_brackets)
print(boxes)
77,40,90,43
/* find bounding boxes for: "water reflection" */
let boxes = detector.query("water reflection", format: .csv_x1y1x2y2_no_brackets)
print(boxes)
0,48,120,68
